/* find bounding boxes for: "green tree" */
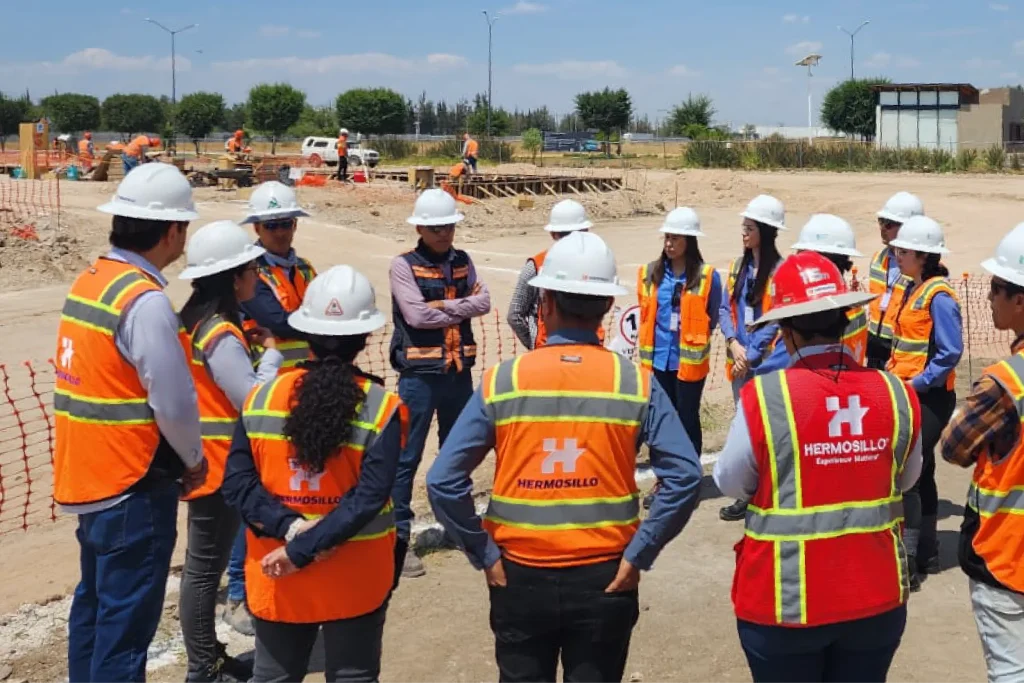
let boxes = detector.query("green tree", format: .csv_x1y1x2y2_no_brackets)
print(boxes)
0,93,31,152
288,105,338,138
335,88,406,136
102,94,165,138
40,93,101,133
247,83,306,154
176,92,225,155
521,128,543,164
222,102,248,131
467,107,511,136
574,88,632,154
669,93,715,135
821,78,890,140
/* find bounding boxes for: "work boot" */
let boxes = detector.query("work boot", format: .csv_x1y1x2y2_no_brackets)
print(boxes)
907,555,922,592
402,552,426,578
919,515,940,574
719,500,748,522
225,600,255,637
216,642,253,682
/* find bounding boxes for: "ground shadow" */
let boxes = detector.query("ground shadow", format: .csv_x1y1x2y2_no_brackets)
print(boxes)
934,529,962,574
699,474,726,503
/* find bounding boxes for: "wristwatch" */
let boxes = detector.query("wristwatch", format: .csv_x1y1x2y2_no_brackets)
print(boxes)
284,518,304,543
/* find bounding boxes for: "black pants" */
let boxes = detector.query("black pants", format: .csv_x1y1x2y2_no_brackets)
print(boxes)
334,156,348,181
904,387,956,558
489,558,639,682
465,155,478,172
865,334,891,370
252,604,387,682
180,492,240,680
653,368,706,454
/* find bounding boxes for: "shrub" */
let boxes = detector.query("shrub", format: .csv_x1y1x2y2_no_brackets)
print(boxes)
957,148,978,172
985,145,1007,172
372,136,415,159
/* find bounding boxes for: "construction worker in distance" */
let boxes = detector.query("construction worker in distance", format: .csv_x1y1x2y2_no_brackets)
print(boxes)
714,250,923,683
390,188,491,579
508,199,595,350
941,223,1024,683
176,220,283,683
462,132,479,173
54,162,207,682
718,194,786,523
334,128,350,182
887,215,963,591
868,192,925,370
122,134,160,174
225,130,250,156
78,131,95,173
221,265,406,683
427,231,703,683
756,213,869,375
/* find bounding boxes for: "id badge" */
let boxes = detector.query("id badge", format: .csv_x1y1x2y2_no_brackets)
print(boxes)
670,312,680,332
744,306,755,326
880,292,892,311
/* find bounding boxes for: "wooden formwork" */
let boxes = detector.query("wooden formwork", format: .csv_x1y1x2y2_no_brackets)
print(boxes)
373,169,623,199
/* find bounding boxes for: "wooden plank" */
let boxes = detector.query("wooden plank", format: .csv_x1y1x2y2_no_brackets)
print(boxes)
476,185,497,199
543,182,558,196
523,186,537,196
568,181,583,195
497,185,517,198
583,181,599,193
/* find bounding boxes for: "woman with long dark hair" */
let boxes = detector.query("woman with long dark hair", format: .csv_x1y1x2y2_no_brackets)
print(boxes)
221,266,406,683
177,220,283,682
887,215,963,591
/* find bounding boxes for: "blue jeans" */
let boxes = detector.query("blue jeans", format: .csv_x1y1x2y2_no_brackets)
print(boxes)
737,606,906,682
393,370,474,541
68,483,179,682
226,527,247,603
121,154,139,174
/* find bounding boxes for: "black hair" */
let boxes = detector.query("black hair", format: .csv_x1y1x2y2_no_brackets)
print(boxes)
732,222,781,305
284,335,373,474
781,309,849,341
649,236,704,292
550,291,614,324
109,215,178,252
821,252,853,274
921,253,949,280
179,265,249,338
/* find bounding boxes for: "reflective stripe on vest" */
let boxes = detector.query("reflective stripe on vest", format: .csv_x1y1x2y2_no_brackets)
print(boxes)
54,391,154,424
868,249,909,341
888,277,957,388
637,261,714,377
306,501,397,541
254,259,316,368
842,306,869,364
970,353,1024,521
725,258,775,381
487,494,639,530
60,270,155,336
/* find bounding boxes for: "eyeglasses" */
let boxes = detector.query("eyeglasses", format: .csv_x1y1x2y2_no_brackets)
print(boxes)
260,219,296,232
424,225,455,235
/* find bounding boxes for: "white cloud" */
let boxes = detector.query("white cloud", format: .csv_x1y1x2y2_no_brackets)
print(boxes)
763,66,781,75
785,41,822,56
991,3,1010,10
211,52,467,76
861,51,920,69
782,14,810,23
503,1,547,14
1000,71,1020,80
667,64,700,77
0,48,190,75
965,57,1002,69
120,7,133,15
513,60,627,79
296,29,322,39
921,27,983,37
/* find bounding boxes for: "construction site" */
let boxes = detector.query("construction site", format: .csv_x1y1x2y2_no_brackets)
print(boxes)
0,144,1019,680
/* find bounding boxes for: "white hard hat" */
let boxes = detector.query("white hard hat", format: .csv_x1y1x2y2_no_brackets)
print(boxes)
97,163,199,222
544,199,593,233
888,215,950,255
739,194,787,231
877,191,924,224
241,181,310,225
288,265,387,336
179,220,266,280
982,223,1024,288
790,214,862,257
528,231,627,297
406,188,464,226
339,128,349,135
659,207,704,237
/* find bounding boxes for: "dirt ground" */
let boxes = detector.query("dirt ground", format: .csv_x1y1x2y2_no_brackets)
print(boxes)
0,166,1015,681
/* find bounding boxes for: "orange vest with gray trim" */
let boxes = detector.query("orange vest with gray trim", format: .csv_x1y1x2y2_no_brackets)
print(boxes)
242,369,403,623
887,277,958,391
53,258,164,505
253,256,317,369
637,260,716,381
481,344,649,568
868,248,910,343
734,353,919,626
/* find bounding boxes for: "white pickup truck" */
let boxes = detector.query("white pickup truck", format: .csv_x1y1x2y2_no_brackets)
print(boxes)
300,136,380,168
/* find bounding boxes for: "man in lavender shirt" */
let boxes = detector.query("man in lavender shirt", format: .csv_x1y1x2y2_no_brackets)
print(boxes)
389,189,491,579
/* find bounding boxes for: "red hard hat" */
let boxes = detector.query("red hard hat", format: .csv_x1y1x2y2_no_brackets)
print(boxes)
84,131,92,139
754,252,876,327
235,129,244,137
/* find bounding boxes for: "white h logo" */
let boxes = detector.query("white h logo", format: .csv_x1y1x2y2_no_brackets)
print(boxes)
59,337,74,369
826,395,869,437
288,458,325,492
541,438,586,474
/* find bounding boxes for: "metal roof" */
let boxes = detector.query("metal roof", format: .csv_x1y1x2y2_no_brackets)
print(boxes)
871,83,979,97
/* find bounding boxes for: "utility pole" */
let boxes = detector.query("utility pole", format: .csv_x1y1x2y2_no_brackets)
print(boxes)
796,54,822,144
838,21,870,80
482,11,499,137
145,18,197,152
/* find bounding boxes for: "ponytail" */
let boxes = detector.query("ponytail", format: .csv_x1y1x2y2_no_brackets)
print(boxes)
922,253,949,280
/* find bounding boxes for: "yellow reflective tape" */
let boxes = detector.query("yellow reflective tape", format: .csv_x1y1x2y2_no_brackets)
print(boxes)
613,349,622,393
494,415,642,427
798,540,808,625
773,541,783,624
747,496,902,517
482,516,639,532
489,389,648,403
489,492,637,507
511,355,523,393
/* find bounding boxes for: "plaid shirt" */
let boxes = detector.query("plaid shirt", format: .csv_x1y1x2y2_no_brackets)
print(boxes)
940,334,1024,468
507,259,539,349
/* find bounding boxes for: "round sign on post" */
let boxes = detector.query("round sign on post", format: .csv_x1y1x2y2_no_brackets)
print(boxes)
618,304,640,347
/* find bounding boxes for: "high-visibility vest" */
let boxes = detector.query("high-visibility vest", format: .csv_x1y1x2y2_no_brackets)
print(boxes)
465,139,479,157
242,370,402,623
226,137,244,153
887,277,958,391
337,134,348,153
390,246,478,373
53,258,164,505
868,248,910,342
124,135,150,159
842,306,869,365
964,353,1024,593
253,256,317,369
725,258,776,382
180,315,254,501
637,260,716,381
78,139,94,163
481,344,649,568
734,354,919,626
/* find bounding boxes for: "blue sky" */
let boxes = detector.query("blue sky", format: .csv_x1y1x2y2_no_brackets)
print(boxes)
1,0,1020,127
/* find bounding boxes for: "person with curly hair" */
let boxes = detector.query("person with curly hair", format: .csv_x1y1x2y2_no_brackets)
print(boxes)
222,265,406,683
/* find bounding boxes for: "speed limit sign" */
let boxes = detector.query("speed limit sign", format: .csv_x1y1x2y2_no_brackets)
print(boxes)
617,305,640,347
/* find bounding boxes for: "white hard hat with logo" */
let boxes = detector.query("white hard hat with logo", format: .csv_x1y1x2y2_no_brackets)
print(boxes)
406,188,465,226
791,214,862,257
740,194,787,231
544,199,593,233
97,162,200,222
877,191,924,224
179,220,266,280
288,265,387,336
982,223,1024,288
659,207,704,237
888,215,950,255
529,231,627,297
241,181,310,225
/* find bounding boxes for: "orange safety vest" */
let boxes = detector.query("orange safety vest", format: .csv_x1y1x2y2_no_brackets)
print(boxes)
529,249,604,350
78,139,94,164
965,352,1024,593
337,134,349,154
842,305,869,366
887,277,958,391
226,137,244,153
725,258,776,382
181,316,254,501
465,139,479,157
637,260,716,381
481,344,649,568
254,257,317,368
450,162,466,179
53,258,164,505
868,248,910,342
124,135,150,159
242,370,403,624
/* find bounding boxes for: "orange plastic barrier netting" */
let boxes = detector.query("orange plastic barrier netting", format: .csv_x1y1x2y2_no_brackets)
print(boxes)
0,177,60,233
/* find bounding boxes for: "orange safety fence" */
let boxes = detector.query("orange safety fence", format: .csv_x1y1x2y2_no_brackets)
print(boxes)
0,275,1012,536
0,177,60,237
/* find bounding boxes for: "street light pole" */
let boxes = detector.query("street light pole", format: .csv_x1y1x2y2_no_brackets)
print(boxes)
482,11,499,137
796,54,822,144
838,20,870,80
145,18,197,150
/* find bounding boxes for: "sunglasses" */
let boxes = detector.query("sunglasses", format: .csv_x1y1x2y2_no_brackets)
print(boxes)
878,218,901,230
424,225,456,235
261,219,296,232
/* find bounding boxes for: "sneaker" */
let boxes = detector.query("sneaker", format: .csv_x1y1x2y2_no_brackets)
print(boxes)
228,601,255,637
402,552,426,578
216,642,253,682
719,500,748,522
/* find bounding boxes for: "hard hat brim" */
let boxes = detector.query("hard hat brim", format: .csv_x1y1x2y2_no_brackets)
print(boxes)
240,208,311,225
739,210,787,231
178,245,267,281
659,225,705,237
753,292,877,328
887,236,950,255
544,220,592,233
982,257,1024,288
876,209,907,223
528,273,628,297
406,213,465,227
790,242,863,258
287,308,387,336
97,201,200,222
